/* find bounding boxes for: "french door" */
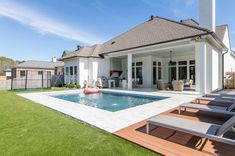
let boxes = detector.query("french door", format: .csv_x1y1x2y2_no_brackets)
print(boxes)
132,62,143,85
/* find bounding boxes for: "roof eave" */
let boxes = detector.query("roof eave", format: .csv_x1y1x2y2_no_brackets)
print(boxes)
99,32,210,56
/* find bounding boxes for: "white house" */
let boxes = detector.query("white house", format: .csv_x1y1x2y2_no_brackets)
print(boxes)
61,0,235,94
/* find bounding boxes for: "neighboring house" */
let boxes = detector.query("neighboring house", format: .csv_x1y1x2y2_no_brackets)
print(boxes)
61,0,235,94
12,57,64,80
3,69,12,79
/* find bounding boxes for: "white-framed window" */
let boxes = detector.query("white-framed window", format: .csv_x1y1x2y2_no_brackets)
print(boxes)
70,66,73,75
178,61,187,80
74,66,77,75
189,60,195,84
168,59,195,83
169,61,177,82
20,70,26,78
132,62,143,85
38,71,43,75
153,61,162,84
65,67,69,75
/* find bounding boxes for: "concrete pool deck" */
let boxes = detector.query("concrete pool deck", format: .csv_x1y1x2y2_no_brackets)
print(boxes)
18,89,201,133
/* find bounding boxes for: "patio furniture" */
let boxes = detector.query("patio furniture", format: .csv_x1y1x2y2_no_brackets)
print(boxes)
108,80,115,88
156,80,168,90
195,97,235,104
178,103,235,115
183,79,193,88
95,78,102,88
205,93,235,98
121,80,127,89
96,76,108,88
172,80,184,91
146,114,235,145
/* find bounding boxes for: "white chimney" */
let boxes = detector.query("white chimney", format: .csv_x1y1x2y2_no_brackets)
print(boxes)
199,0,216,32
52,56,57,62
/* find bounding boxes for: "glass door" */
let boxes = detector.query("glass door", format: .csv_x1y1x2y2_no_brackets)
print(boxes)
169,61,177,82
132,62,143,85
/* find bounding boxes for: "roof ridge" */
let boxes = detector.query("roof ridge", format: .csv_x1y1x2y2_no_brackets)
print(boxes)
216,24,228,27
181,18,199,25
155,16,211,33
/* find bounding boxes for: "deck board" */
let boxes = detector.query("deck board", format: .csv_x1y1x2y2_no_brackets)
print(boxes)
114,103,235,156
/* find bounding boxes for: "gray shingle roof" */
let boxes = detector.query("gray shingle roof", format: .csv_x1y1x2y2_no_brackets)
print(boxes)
61,16,228,58
181,19,199,27
99,16,210,55
61,44,101,60
17,60,64,69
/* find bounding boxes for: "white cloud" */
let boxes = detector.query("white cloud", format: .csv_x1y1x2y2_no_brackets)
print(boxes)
183,0,196,7
0,1,105,44
173,8,187,18
172,0,196,18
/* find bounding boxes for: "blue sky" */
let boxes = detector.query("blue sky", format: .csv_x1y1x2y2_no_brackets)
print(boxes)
0,0,234,61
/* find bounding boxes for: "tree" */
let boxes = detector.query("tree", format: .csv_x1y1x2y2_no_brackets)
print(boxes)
0,57,16,75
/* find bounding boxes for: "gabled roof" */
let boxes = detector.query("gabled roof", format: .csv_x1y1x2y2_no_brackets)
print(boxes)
61,44,101,60
60,16,228,59
215,25,227,41
181,19,199,27
181,19,227,41
17,60,64,69
99,16,211,55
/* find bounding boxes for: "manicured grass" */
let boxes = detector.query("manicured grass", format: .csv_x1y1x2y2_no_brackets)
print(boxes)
0,90,159,156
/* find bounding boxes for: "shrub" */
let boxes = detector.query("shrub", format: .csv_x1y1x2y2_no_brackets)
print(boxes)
57,83,63,87
65,84,75,88
75,84,81,89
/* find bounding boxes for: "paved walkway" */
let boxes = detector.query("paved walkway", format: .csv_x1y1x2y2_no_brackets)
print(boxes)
18,89,200,133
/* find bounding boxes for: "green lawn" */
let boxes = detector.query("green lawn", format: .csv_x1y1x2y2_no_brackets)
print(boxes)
0,89,159,156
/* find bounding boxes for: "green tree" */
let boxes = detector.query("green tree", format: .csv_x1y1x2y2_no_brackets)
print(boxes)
0,57,16,75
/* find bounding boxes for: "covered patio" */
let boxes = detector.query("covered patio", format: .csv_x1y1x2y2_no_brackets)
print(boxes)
107,40,200,92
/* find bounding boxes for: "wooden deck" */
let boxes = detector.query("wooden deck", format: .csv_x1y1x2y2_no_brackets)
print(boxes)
114,100,235,156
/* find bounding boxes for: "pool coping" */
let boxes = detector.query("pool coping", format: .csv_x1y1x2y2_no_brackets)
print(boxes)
17,89,200,133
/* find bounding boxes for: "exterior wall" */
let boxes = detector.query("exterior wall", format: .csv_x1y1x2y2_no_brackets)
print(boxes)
223,27,235,74
78,58,88,86
14,68,55,79
63,58,79,84
11,68,54,89
195,40,223,94
97,58,110,78
64,57,110,87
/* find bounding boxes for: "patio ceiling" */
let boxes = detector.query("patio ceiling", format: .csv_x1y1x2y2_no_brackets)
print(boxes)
114,45,195,59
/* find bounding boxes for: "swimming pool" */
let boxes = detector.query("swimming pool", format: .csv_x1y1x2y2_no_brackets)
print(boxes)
52,91,168,112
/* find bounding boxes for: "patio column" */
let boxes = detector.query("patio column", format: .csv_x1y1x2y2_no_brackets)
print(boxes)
127,53,132,90
195,41,207,94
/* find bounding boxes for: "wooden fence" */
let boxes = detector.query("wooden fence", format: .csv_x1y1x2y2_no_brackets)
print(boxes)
225,72,235,89
0,80,11,90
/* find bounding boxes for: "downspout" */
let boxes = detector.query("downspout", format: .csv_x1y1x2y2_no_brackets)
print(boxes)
222,49,228,89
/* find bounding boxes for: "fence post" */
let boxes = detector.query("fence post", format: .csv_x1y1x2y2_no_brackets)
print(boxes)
41,71,44,89
11,69,14,90
25,70,28,90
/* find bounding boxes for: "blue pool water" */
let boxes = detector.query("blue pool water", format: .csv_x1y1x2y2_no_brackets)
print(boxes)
52,91,167,112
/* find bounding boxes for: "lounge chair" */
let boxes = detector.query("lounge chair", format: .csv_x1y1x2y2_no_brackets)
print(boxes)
146,114,235,145
205,93,235,98
195,97,235,104
178,103,235,115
